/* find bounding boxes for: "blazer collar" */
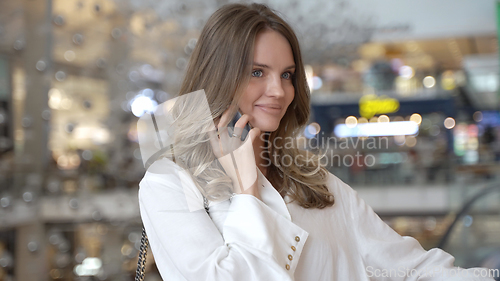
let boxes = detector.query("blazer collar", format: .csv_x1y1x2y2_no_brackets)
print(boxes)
257,168,292,221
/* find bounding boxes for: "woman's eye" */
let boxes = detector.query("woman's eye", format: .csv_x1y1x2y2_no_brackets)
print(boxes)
282,72,293,80
251,70,263,77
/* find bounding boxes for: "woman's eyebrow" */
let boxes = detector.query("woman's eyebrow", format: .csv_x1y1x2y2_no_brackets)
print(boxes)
253,62,296,70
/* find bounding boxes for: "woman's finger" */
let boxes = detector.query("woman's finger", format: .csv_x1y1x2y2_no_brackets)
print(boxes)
233,126,243,138
218,105,236,129
234,113,252,140
234,113,252,129
247,127,261,145
217,106,236,147
211,106,255,157
207,130,222,157
218,125,230,152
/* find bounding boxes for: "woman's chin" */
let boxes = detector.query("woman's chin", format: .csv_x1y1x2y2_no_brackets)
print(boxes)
247,114,282,132
252,122,280,133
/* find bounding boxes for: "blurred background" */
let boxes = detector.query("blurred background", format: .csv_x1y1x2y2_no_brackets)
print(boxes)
0,0,499,280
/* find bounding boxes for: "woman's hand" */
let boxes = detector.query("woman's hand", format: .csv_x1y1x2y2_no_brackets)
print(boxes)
208,107,261,199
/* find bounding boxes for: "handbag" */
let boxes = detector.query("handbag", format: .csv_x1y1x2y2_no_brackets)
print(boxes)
135,195,210,281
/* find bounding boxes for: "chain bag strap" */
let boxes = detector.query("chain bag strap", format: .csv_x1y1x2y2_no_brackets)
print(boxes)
135,227,149,281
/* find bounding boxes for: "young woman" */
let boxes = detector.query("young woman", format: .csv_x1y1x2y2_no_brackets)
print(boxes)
138,3,495,281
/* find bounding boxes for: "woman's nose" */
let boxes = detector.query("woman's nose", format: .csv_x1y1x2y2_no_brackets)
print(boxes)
265,75,285,97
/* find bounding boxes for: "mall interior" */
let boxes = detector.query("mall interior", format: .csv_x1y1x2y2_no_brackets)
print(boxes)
0,0,499,280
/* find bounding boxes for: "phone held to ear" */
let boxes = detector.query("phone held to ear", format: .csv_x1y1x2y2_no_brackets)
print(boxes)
227,110,252,141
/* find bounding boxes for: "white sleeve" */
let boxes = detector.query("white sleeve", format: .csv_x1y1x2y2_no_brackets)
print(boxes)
138,167,308,281
339,180,495,281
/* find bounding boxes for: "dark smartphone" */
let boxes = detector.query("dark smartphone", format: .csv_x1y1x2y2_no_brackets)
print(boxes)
227,110,251,141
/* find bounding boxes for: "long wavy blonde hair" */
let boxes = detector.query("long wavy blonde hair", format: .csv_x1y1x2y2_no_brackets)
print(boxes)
162,3,334,209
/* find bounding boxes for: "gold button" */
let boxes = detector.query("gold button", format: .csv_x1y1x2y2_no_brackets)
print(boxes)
295,236,300,242
291,246,296,251
285,264,290,270
288,255,293,261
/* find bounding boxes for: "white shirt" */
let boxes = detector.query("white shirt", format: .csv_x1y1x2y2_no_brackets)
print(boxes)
139,158,495,280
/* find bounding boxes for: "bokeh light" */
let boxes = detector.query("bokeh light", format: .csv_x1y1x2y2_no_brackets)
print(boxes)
422,76,436,88
378,115,390,123
409,113,422,125
444,117,456,129
345,116,358,128
473,111,483,122
399,65,414,79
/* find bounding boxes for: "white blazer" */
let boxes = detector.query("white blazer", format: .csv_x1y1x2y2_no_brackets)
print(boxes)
138,158,495,280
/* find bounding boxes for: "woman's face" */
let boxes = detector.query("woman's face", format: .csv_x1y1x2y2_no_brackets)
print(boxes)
238,29,295,132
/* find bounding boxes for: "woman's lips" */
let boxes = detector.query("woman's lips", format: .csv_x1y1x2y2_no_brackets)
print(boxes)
255,104,282,115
